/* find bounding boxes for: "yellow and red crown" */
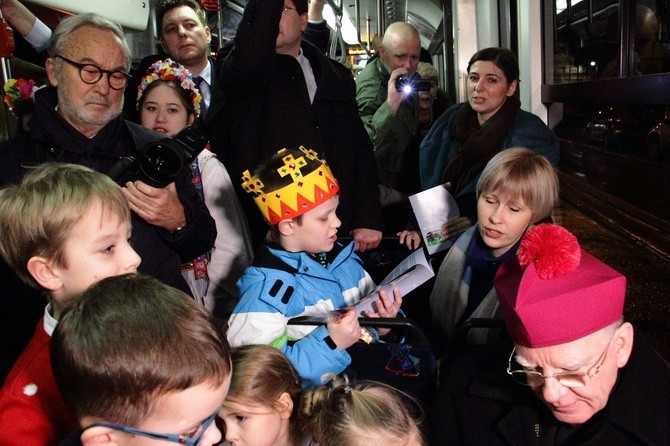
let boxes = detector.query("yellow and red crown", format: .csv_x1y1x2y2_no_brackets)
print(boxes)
242,147,339,225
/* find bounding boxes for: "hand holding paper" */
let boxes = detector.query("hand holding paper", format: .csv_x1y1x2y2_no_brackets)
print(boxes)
362,288,402,335
353,248,434,316
409,183,462,255
441,216,471,241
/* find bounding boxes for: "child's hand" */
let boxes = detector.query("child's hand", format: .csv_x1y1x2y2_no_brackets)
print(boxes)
364,288,402,336
397,230,422,250
326,309,361,350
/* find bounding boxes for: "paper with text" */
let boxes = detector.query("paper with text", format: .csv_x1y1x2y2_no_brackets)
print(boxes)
409,183,460,255
353,248,434,316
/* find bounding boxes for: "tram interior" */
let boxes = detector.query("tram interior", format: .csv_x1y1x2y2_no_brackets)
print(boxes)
0,0,668,369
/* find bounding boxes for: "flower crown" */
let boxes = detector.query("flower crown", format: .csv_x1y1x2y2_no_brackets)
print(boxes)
3,78,39,111
136,58,203,117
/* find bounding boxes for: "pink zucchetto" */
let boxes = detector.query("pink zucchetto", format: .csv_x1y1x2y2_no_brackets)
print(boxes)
495,224,626,348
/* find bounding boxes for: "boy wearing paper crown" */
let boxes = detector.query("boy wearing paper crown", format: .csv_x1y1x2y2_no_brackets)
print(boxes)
430,224,670,445
226,147,402,387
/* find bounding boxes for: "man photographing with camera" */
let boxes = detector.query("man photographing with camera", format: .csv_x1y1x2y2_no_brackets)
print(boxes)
0,13,217,378
356,21,423,199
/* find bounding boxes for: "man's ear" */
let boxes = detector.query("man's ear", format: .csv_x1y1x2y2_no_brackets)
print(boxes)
276,392,294,420
377,44,386,60
277,219,295,237
159,37,169,55
205,25,212,44
80,426,117,446
26,256,62,292
614,322,634,368
299,12,308,32
45,58,58,87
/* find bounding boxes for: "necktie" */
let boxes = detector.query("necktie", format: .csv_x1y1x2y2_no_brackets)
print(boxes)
193,76,208,117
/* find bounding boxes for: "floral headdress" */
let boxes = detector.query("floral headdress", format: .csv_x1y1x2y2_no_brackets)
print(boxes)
136,58,203,117
3,78,39,112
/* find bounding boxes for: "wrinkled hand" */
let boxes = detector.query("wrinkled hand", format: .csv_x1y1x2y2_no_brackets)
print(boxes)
441,216,471,241
327,309,361,350
363,288,402,336
397,230,422,250
352,228,382,252
123,181,186,232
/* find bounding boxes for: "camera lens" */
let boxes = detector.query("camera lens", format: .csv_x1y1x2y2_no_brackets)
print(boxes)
138,140,185,188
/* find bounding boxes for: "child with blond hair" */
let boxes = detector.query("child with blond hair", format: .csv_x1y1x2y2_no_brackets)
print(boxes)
0,163,141,444
227,147,402,387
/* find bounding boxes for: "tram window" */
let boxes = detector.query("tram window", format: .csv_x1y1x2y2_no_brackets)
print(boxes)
550,0,670,84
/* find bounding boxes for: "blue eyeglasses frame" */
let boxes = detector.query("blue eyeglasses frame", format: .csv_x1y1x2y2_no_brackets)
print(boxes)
85,409,219,446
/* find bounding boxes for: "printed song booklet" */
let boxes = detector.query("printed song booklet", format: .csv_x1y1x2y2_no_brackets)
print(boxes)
352,248,434,316
289,248,434,324
409,183,460,255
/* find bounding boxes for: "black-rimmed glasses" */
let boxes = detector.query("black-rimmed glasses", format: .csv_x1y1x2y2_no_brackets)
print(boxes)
84,409,219,446
507,333,614,388
54,55,130,90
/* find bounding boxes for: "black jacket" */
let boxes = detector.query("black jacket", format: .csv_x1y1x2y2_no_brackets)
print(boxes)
429,327,670,445
205,0,383,247
0,87,217,379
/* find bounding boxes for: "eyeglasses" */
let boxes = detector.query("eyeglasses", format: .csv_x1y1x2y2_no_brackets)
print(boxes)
507,334,614,388
282,5,297,13
85,409,219,446
54,55,130,90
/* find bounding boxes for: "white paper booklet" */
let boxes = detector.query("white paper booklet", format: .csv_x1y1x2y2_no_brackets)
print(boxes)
409,183,460,255
353,248,434,316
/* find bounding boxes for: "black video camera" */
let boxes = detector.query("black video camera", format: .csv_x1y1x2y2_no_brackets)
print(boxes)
395,72,433,93
107,125,207,188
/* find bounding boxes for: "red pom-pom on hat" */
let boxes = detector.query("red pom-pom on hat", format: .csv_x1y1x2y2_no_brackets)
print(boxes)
495,223,626,348
518,223,581,279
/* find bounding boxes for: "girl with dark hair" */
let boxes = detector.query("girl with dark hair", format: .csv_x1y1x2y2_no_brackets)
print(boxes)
137,59,253,314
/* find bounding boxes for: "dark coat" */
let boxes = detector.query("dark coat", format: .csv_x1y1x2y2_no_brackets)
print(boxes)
429,327,670,445
205,0,383,247
0,87,217,379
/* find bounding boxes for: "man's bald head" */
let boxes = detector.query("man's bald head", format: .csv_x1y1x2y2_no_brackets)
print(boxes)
378,22,421,74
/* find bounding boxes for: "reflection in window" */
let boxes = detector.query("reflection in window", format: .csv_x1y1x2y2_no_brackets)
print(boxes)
551,0,670,83
555,0,585,15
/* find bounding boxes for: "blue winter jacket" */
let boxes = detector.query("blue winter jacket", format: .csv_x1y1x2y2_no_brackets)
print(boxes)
227,242,375,387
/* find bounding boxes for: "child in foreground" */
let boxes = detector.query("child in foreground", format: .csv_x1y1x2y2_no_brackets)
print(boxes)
221,344,425,446
226,147,401,387
53,274,232,446
0,163,141,445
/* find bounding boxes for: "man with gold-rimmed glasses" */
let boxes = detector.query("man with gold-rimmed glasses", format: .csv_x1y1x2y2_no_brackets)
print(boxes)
430,224,670,445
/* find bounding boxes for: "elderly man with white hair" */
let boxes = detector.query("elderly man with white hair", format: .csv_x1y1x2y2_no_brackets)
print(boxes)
430,224,670,445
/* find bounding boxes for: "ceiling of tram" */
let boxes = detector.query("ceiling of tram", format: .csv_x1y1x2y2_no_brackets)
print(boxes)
228,0,445,49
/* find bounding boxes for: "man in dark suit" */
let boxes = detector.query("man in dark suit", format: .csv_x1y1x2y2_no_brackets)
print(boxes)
125,0,223,124
208,0,383,252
